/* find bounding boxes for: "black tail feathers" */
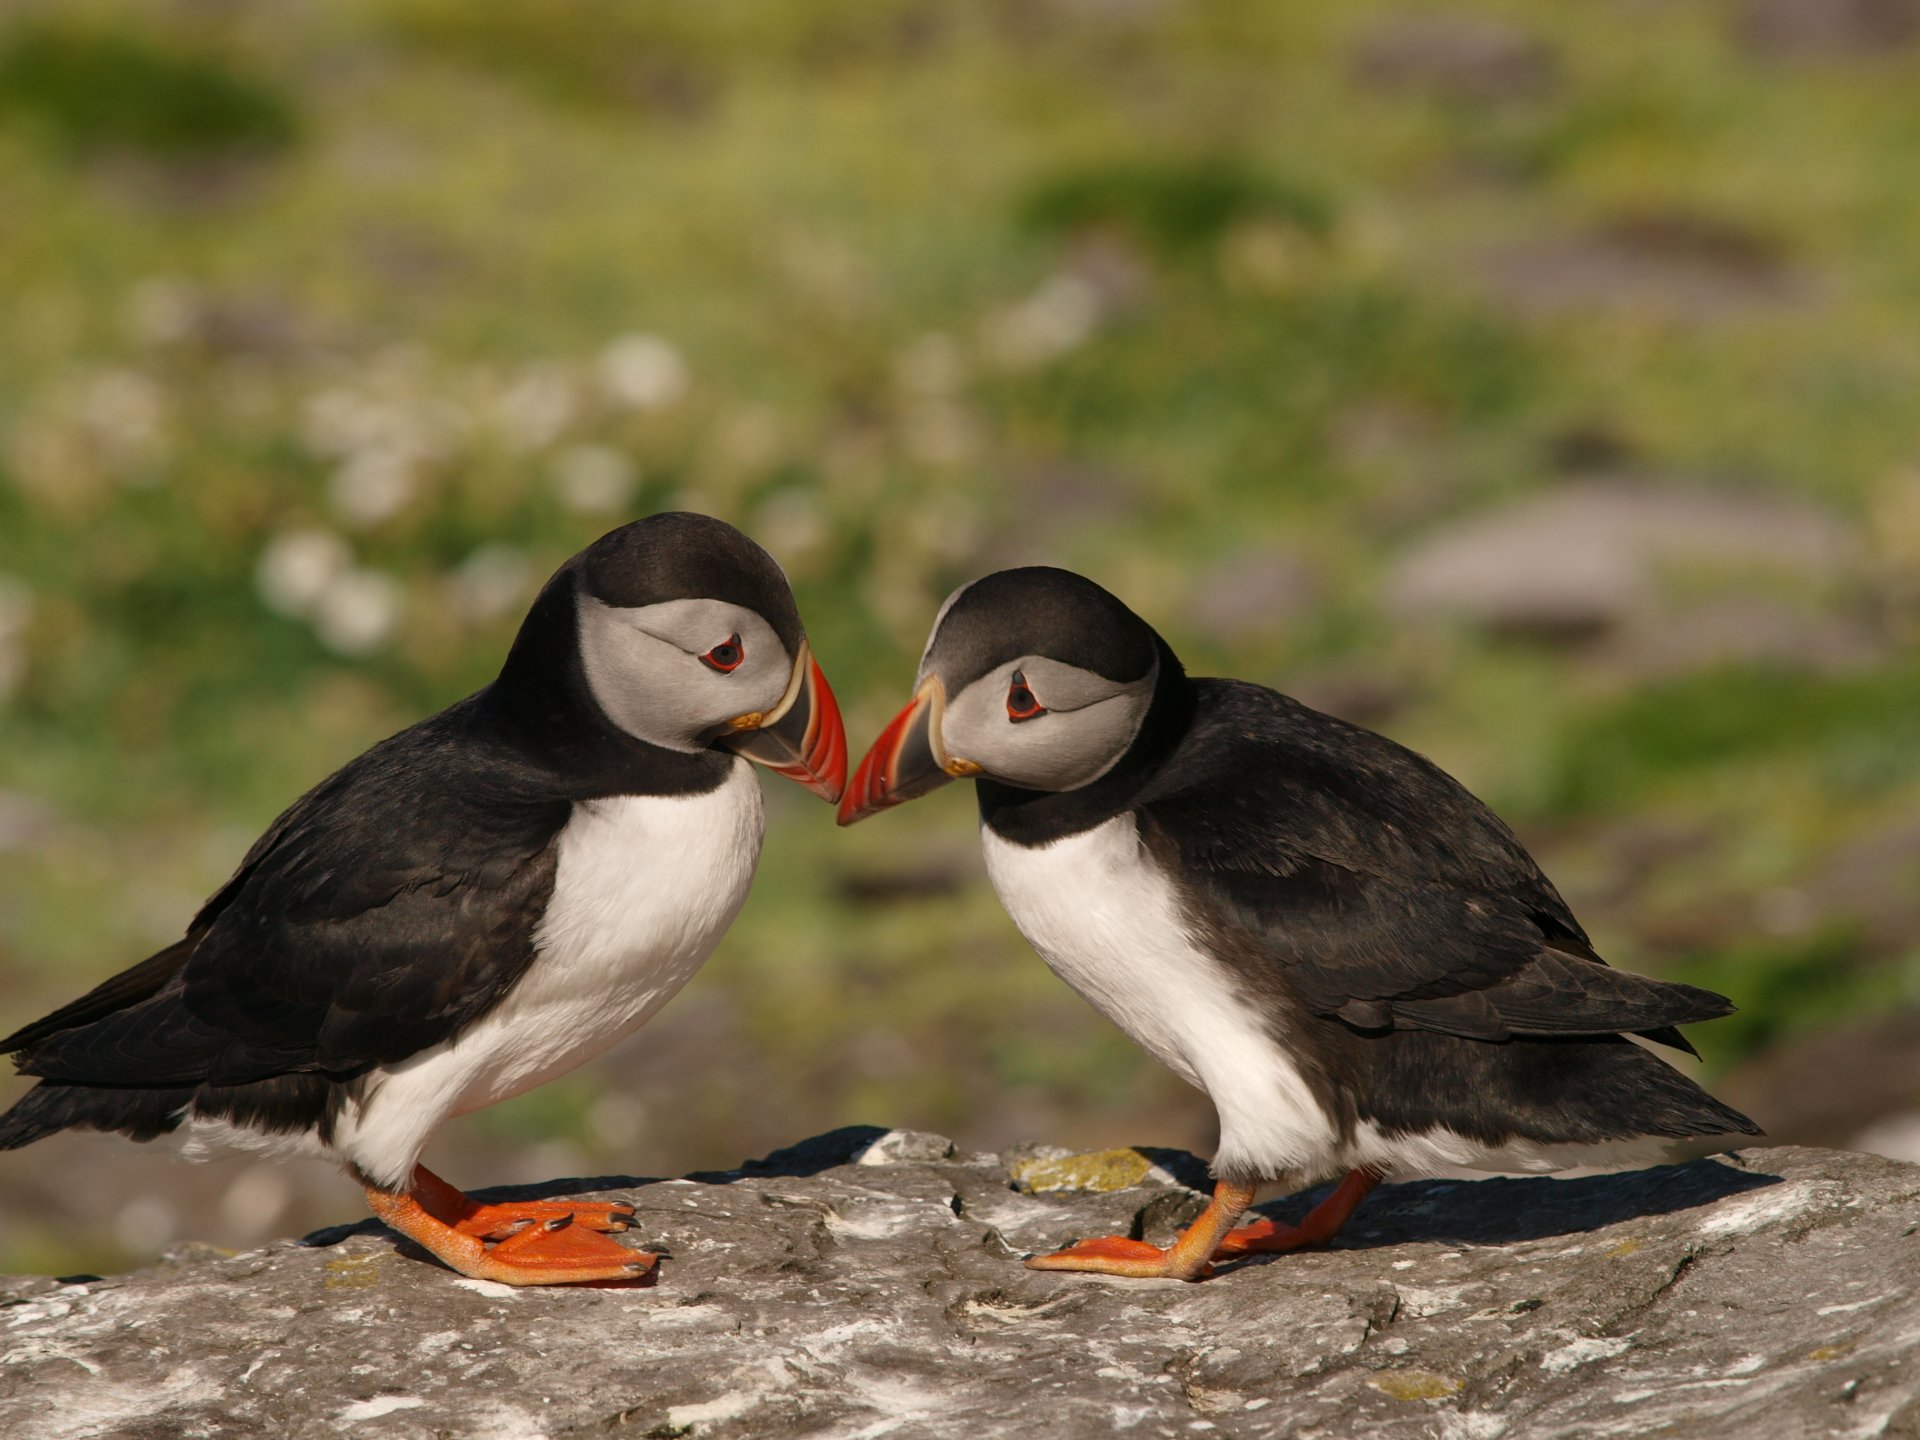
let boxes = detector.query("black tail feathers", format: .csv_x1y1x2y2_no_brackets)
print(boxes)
0,1081,192,1150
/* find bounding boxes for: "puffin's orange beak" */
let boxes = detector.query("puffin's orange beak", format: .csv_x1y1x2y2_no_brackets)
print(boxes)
837,679,976,825
719,643,848,804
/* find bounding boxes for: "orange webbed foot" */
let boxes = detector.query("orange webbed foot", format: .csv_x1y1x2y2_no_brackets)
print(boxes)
1212,1216,1311,1258
363,1165,657,1287
449,1198,638,1242
1215,1167,1384,1261
1026,1234,1217,1280
482,1216,660,1283
409,1164,637,1241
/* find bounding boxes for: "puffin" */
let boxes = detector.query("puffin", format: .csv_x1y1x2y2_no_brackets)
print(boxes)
0,513,848,1286
838,566,1759,1281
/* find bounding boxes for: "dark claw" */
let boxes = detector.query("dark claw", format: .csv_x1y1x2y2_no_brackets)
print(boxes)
544,1215,574,1232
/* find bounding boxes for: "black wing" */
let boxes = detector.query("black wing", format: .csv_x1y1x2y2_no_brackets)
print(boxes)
1139,681,1731,1047
6,700,569,1088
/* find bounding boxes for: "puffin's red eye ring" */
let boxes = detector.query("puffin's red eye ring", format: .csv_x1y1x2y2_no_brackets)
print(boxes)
1006,670,1046,722
701,635,745,673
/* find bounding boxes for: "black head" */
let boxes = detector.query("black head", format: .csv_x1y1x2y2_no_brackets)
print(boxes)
496,513,846,800
914,566,1161,693
841,567,1175,822
578,513,805,658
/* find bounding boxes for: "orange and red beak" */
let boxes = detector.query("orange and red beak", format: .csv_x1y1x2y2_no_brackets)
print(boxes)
837,679,977,826
716,642,848,803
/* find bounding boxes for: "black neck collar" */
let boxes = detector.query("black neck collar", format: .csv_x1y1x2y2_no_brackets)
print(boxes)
976,636,1194,847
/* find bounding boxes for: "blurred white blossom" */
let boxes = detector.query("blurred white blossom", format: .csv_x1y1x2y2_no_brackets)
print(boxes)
125,276,199,347
496,364,579,452
303,360,453,464
900,401,977,467
752,489,829,565
329,448,420,529
0,576,34,702
451,544,533,623
220,1167,294,1241
908,491,985,563
304,387,396,458
715,405,784,472
893,332,967,397
598,334,689,411
256,529,353,619
551,443,637,515
312,568,405,655
114,1196,179,1255
587,1093,647,1150
80,369,169,479
982,273,1104,369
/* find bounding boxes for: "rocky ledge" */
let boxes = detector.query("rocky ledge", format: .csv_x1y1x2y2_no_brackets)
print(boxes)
1,1132,1916,1439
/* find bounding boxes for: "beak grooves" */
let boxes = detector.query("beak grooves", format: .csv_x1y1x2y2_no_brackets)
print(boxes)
837,680,964,826
720,643,848,804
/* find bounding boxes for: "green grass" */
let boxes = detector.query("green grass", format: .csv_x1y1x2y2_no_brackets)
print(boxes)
1549,664,1920,816
0,23,297,158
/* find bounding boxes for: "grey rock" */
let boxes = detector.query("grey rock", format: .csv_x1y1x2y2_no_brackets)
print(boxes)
1185,547,1323,643
1720,1006,1920,1156
1,1133,1916,1439
1355,14,1561,101
1479,214,1805,322
1738,0,1920,58
0,792,58,855
1385,478,1860,638
1591,595,1887,681
853,1128,957,1166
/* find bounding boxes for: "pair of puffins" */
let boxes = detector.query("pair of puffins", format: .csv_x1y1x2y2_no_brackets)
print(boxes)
1,514,1756,1285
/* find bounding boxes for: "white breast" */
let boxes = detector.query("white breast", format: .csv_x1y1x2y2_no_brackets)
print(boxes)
981,814,1338,1182
333,760,766,1187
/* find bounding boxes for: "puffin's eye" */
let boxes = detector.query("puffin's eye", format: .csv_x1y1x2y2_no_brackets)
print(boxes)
1006,670,1046,722
700,635,745,673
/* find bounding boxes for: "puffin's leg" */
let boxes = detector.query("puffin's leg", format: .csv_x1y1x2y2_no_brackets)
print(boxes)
1214,1166,1383,1258
1026,1180,1256,1281
409,1164,637,1240
363,1174,655,1286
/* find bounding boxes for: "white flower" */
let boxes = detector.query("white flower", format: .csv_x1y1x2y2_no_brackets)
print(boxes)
113,1196,179,1254
752,489,828,561
0,575,33,702
256,529,353,619
598,334,689,411
893,332,966,397
451,544,532,623
303,385,442,464
81,369,169,478
125,277,198,346
551,443,637,515
330,448,419,528
312,568,404,655
900,401,976,467
981,273,1104,369
496,364,578,452
303,387,384,458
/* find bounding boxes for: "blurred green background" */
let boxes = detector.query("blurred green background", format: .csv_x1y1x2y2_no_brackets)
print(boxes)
3,0,1919,1276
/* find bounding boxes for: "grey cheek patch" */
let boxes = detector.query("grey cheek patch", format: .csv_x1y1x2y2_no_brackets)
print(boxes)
576,596,791,751
944,656,1157,792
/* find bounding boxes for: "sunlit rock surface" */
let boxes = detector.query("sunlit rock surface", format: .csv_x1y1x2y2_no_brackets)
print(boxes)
1,1131,1915,1439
